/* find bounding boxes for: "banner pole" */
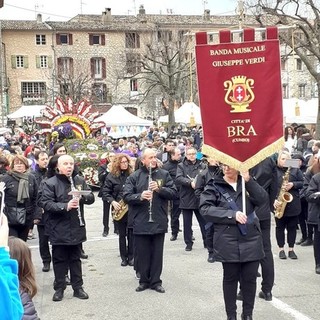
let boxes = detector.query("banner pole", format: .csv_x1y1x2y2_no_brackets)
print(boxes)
185,25,295,37
242,176,246,215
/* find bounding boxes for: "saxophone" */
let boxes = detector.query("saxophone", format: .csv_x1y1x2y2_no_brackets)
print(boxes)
112,199,128,221
274,167,293,219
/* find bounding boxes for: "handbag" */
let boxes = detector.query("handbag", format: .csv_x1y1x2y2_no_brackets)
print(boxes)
4,206,27,226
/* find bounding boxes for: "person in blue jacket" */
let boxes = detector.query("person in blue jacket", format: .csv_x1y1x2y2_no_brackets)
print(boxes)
0,214,24,320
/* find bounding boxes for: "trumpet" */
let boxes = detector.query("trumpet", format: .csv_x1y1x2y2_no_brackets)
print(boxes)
148,163,154,223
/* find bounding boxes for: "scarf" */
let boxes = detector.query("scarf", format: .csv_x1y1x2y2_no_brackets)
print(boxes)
10,171,30,203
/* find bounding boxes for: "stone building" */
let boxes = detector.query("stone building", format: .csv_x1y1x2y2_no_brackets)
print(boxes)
0,5,315,122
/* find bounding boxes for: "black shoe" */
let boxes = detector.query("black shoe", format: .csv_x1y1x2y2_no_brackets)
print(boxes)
207,253,215,263
185,245,192,251
102,231,108,237
136,284,149,292
192,236,195,241
170,234,177,241
316,265,320,274
128,259,134,267
236,290,243,301
258,290,272,301
296,238,306,245
257,271,261,277
152,285,165,293
241,315,253,320
42,262,50,272
288,250,298,259
80,251,88,259
114,229,119,235
73,288,89,299
279,250,287,259
65,275,71,285
301,238,313,246
121,260,128,267
227,315,237,320
135,272,141,280
52,289,64,302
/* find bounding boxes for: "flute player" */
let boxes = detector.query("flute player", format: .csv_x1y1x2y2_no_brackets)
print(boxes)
38,155,94,302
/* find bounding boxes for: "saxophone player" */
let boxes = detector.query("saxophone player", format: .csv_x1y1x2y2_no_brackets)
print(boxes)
270,150,303,260
102,154,133,266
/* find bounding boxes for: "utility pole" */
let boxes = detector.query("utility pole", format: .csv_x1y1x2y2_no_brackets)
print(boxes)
237,0,245,29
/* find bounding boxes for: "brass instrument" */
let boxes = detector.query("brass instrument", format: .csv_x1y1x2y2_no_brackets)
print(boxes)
148,163,154,223
274,167,293,219
112,199,128,221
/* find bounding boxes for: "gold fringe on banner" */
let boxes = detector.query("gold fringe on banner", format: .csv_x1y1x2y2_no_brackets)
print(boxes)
201,137,285,171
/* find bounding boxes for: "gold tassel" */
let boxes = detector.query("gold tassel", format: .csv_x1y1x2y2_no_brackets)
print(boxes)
201,137,284,171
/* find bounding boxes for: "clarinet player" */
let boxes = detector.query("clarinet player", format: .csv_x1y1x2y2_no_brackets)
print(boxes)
39,155,94,302
123,148,177,293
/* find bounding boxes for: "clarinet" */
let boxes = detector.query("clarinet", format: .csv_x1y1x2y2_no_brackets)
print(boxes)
69,177,85,227
148,163,154,223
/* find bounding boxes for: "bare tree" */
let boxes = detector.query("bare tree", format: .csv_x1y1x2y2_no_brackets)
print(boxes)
121,29,197,131
246,0,320,137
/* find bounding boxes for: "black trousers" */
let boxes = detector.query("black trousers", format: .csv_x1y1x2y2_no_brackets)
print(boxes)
275,215,299,248
170,199,181,236
52,244,83,291
130,229,139,272
259,218,274,293
135,233,165,288
9,225,29,242
223,260,260,317
205,224,214,254
313,225,320,267
102,200,110,233
37,224,51,264
298,199,314,240
182,209,206,246
118,218,133,262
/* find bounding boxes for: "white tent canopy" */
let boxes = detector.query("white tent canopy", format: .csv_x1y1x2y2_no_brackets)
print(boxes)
7,105,47,119
158,102,202,125
283,98,318,124
94,104,153,138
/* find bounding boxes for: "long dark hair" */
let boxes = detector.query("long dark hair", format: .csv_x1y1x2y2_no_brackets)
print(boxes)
47,155,60,178
8,236,37,298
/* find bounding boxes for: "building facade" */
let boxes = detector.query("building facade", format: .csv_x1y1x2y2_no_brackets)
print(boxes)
0,6,316,121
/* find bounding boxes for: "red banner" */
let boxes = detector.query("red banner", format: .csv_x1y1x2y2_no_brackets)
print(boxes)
195,27,284,171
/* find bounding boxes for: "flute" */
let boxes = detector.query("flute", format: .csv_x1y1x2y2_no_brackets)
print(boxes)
69,177,85,227
148,163,154,223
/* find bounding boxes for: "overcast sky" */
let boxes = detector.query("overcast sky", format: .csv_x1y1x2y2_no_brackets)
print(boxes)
0,0,238,21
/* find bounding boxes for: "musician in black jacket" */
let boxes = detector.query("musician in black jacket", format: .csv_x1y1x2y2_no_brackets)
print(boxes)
123,148,177,293
176,147,207,251
102,153,133,266
39,155,94,302
195,156,221,262
162,147,182,241
31,151,50,272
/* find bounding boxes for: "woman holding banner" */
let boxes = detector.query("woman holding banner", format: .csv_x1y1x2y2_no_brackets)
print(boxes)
199,164,267,320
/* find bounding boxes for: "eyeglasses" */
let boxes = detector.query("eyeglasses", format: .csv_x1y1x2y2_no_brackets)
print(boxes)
187,152,196,156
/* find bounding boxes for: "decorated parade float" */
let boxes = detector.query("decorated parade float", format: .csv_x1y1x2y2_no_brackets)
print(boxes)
37,97,106,187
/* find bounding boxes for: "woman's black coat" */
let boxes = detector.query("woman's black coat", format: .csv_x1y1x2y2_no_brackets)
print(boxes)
0,172,38,226
305,172,320,228
199,175,267,263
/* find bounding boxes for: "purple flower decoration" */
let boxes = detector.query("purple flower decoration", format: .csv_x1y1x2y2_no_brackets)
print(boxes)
71,142,81,151
88,153,98,159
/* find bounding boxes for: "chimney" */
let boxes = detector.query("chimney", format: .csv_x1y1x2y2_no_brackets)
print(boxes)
139,5,146,15
204,9,210,21
36,13,42,23
102,7,112,24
